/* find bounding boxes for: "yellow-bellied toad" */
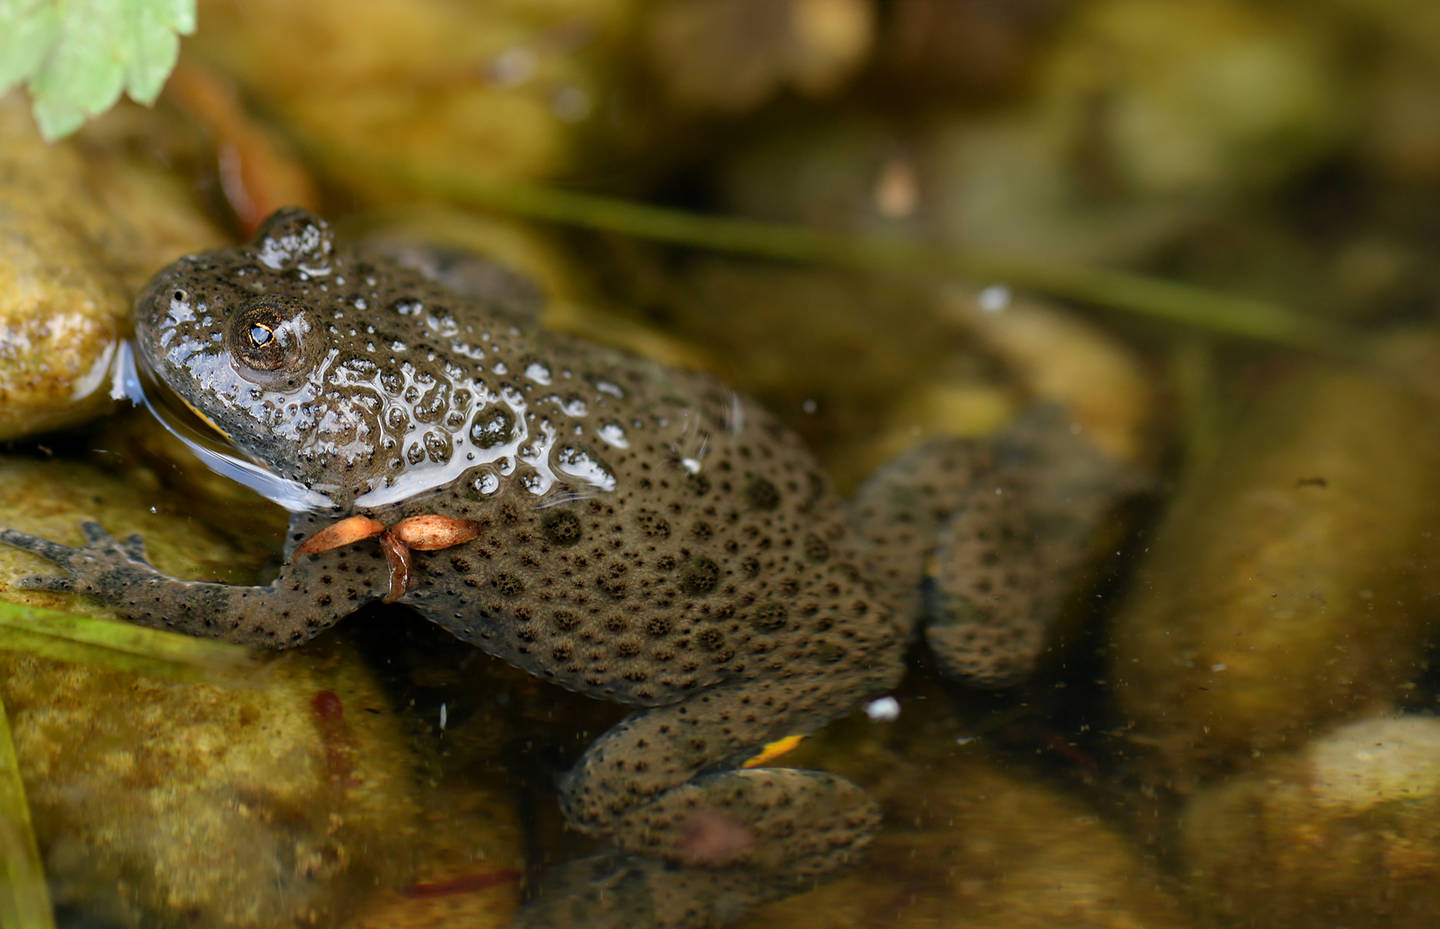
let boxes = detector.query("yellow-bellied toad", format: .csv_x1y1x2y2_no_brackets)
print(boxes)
0,209,1127,928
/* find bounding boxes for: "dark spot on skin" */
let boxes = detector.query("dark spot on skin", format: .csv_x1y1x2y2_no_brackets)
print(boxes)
636,510,671,539
750,602,788,632
492,572,525,597
542,511,583,546
746,478,780,510
645,617,672,637
803,534,830,563
678,557,720,596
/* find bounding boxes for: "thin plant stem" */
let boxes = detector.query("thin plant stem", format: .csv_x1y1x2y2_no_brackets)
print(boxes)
306,142,1348,351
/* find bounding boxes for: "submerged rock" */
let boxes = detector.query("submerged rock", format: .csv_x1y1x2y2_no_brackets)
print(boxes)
186,0,633,203
0,456,422,927
0,96,226,440
4,646,418,929
642,0,874,113
739,707,1195,929
1181,714,1440,929
1110,361,1440,784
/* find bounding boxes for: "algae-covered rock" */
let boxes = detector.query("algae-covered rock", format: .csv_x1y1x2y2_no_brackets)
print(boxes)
186,0,633,204
1180,714,1440,929
0,96,226,440
336,708,526,929
642,0,874,113
722,0,1349,266
739,708,1194,929
0,456,423,928
1110,362,1440,784
873,0,1073,99
3,647,417,929
1323,0,1440,184
1040,0,1350,199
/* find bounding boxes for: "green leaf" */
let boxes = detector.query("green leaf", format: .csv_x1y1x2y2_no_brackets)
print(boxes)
0,598,260,685
0,2,59,91
0,693,56,929
0,0,197,141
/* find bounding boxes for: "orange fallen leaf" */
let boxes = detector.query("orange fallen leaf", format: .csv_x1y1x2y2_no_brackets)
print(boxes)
294,515,386,556
391,514,483,551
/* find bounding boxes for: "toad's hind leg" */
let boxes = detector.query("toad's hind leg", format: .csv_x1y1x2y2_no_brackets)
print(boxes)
519,672,894,929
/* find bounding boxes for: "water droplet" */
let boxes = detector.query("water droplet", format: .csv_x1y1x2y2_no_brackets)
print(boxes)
979,284,1011,313
554,445,616,492
864,696,900,721
423,431,452,463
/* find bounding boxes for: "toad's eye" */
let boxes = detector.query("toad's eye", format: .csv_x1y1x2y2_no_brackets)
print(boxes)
230,296,313,378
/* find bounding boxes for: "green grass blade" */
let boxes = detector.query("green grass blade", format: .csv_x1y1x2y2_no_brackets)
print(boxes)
303,141,1350,352
0,692,55,929
0,599,259,685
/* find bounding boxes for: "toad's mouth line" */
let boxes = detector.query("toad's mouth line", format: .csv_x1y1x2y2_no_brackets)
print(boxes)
111,340,342,513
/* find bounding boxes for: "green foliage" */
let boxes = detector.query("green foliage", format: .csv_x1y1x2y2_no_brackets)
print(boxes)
0,693,55,929
0,598,259,684
0,0,196,141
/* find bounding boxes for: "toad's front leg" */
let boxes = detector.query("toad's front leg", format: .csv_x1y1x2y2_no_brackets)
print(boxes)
519,668,899,929
0,519,390,648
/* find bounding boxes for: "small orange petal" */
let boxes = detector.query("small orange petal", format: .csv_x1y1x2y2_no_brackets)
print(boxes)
391,514,482,551
294,516,386,556
379,531,413,603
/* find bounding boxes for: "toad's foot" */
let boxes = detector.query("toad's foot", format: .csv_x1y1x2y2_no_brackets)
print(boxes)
515,784,868,929
521,673,895,929
0,519,387,648
2,521,156,594
850,408,1140,687
517,855,758,929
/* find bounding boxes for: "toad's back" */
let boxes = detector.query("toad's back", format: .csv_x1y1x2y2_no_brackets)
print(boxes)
406,328,903,705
